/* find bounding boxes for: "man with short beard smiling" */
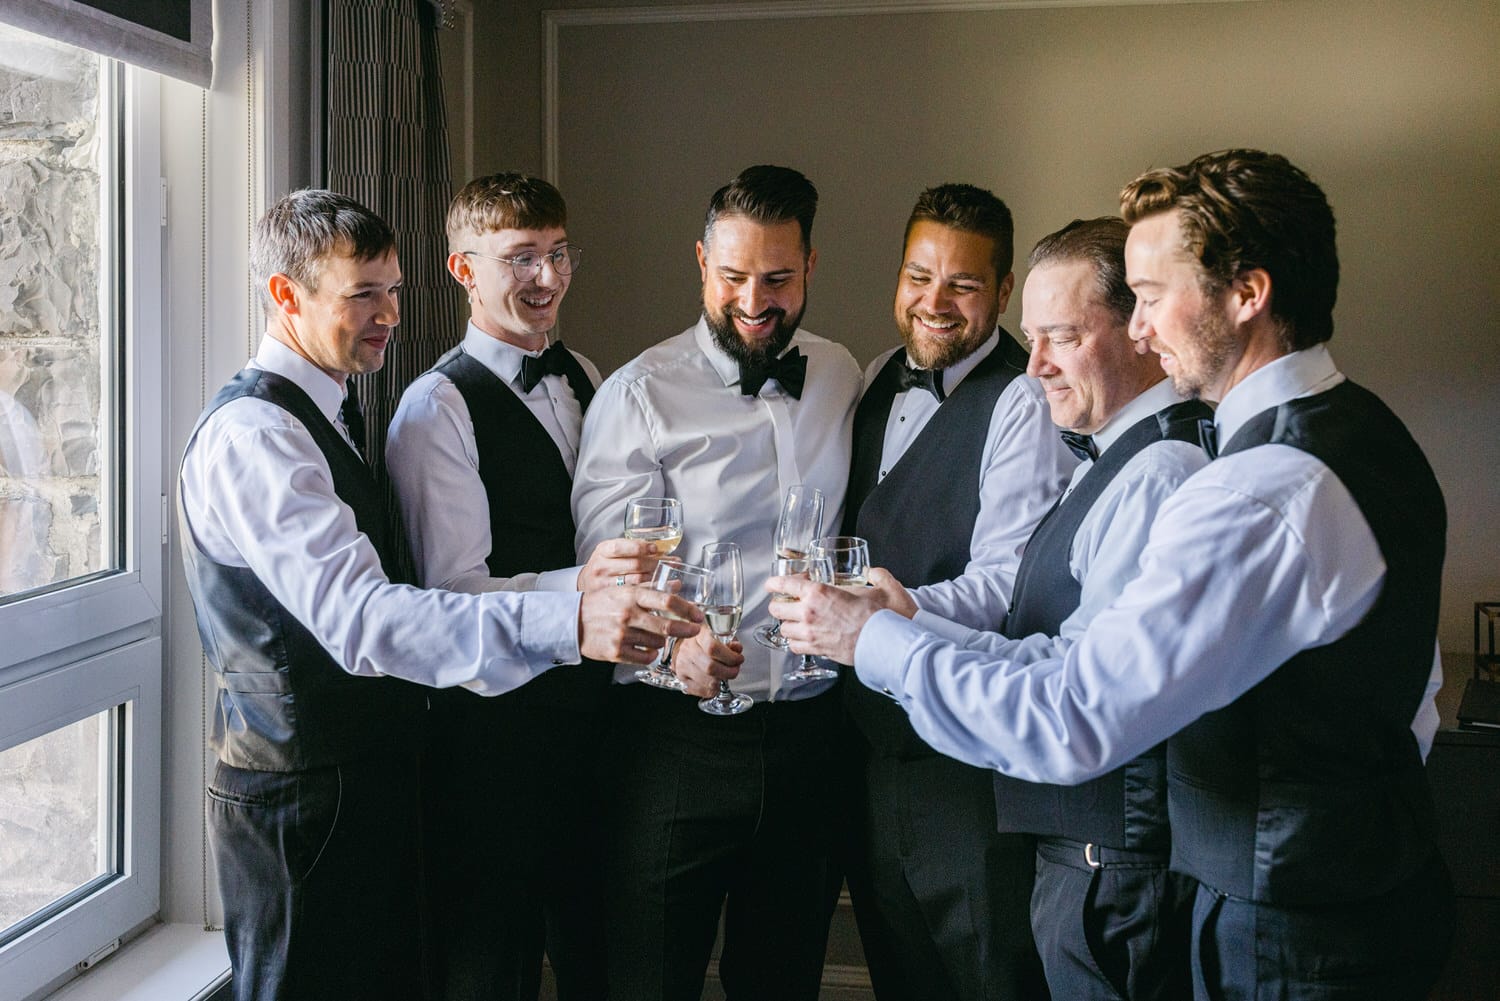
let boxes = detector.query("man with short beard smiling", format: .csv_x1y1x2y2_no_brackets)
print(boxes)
834,184,1072,1001
572,165,862,1000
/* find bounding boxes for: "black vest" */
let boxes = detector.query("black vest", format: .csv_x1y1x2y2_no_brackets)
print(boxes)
992,399,1211,851
180,369,424,771
1167,379,1445,905
844,335,1030,755
432,345,608,711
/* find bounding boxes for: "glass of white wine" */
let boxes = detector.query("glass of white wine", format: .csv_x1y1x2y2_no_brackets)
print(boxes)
781,536,870,682
698,542,752,716
623,496,684,556
635,559,708,690
754,484,824,653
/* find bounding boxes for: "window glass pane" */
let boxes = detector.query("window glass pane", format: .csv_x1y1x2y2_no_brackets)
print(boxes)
0,707,118,940
0,21,116,602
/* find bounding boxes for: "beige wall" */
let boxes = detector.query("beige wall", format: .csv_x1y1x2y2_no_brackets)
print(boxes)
441,0,1500,652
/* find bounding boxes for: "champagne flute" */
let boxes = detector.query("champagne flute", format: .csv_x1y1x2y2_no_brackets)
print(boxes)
782,536,870,682
754,484,825,651
635,559,708,690
697,542,752,716
623,496,684,556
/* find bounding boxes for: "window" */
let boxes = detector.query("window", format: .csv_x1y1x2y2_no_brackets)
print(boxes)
0,19,163,1000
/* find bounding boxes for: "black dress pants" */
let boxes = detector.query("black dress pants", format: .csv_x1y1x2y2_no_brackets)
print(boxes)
207,753,423,1001
1030,837,1194,1000
847,747,1048,1001
421,679,610,1001
1190,851,1455,1001
601,682,841,1001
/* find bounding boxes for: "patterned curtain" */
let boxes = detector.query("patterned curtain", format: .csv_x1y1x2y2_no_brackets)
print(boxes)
324,0,461,571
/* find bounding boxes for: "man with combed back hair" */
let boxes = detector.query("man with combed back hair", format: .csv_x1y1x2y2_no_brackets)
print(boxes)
572,164,862,1000
834,182,1070,1001
772,150,1453,1000
180,189,699,1001
387,173,659,1000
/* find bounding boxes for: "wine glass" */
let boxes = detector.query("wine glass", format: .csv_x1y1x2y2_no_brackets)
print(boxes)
754,484,825,652
623,497,683,556
697,543,752,716
635,559,709,690
781,536,870,682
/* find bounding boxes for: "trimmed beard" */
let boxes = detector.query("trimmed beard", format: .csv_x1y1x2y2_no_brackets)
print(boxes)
704,299,804,366
897,307,998,371
1170,300,1239,400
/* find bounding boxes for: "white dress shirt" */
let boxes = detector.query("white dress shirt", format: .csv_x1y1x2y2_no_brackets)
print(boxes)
179,335,583,695
573,319,862,700
866,331,1077,628
857,345,1445,782
385,323,602,593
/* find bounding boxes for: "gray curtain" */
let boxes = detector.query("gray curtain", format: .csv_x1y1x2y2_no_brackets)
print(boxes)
323,0,461,570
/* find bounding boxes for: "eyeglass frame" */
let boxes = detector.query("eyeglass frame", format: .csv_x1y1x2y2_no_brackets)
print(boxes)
459,244,583,282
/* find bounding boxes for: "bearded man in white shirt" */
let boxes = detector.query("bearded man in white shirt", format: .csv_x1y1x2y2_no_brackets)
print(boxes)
385,174,658,1001
772,150,1455,1001
571,164,862,1000
179,189,699,1001
834,183,1071,1001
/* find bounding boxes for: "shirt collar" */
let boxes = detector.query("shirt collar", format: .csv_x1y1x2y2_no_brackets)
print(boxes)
1213,344,1343,445
1092,378,1186,455
461,321,550,387
254,334,347,425
693,315,805,390
905,329,999,396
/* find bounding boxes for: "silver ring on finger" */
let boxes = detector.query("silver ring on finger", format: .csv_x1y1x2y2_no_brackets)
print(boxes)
615,574,627,587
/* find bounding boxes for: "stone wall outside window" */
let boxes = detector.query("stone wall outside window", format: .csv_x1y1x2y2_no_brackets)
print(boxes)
0,27,105,599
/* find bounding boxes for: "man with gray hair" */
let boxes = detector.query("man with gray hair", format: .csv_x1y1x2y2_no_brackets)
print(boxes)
179,189,699,1001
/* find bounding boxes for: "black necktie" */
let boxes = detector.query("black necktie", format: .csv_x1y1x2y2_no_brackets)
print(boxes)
895,365,945,402
1059,430,1099,462
739,346,807,400
520,341,574,393
339,380,366,459
1198,417,1219,460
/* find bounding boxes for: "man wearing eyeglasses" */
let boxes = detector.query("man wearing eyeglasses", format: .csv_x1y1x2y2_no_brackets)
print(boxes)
386,174,658,1000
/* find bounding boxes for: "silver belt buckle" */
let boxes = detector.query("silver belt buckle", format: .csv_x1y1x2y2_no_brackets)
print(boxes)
1084,842,1102,869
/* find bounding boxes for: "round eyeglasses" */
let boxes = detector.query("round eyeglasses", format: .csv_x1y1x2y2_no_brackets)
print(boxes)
461,245,583,282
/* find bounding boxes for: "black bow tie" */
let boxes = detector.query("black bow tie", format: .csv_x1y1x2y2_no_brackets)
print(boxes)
896,365,945,402
1197,417,1219,460
339,379,366,459
1059,430,1099,462
520,341,573,393
739,347,807,400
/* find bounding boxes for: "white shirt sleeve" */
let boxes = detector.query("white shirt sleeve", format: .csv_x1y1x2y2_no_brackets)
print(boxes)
572,376,664,559
182,397,582,695
856,446,1388,784
907,377,1074,629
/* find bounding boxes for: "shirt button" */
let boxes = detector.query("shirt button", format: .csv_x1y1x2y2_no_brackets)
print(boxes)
899,415,905,422
552,658,565,666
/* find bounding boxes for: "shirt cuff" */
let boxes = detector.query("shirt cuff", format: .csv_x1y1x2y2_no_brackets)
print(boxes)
912,609,977,645
517,590,585,666
854,609,925,699
536,564,583,592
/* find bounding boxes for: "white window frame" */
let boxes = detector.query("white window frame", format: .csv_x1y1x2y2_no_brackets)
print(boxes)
0,65,165,1001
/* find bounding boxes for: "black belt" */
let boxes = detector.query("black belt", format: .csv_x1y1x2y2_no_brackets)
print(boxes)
1036,836,1169,871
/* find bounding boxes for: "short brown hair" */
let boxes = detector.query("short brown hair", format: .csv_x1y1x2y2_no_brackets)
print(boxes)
702,165,818,256
1119,149,1338,350
447,172,568,253
1028,217,1134,326
904,184,1014,280
251,189,395,311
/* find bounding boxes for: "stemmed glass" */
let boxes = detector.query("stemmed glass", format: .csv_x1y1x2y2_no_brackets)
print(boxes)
635,559,709,690
623,497,683,556
809,536,872,590
754,484,825,656
697,542,752,716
